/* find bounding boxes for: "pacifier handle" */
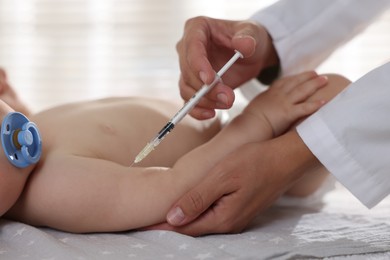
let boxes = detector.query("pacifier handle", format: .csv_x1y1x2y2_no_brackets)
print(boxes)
1,112,42,168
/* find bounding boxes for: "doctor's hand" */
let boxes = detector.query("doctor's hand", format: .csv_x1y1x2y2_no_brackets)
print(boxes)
160,130,320,236
177,16,279,120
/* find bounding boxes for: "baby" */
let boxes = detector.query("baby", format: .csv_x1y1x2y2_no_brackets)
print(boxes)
0,68,350,233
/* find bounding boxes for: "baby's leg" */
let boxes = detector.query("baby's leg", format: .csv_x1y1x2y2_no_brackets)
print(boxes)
7,154,181,233
285,74,351,197
216,71,329,147
172,72,329,188
0,68,31,115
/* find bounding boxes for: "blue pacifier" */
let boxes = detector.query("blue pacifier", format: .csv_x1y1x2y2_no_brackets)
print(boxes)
1,112,42,168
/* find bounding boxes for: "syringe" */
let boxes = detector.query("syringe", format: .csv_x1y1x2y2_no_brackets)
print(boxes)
131,50,243,166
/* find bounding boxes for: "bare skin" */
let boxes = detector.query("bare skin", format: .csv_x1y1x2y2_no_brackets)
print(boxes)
0,69,30,116
165,15,354,236
0,69,34,216
0,71,336,234
160,73,351,236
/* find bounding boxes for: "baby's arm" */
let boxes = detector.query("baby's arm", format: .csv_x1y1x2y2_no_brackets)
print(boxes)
0,69,34,215
0,69,31,116
6,155,180,233
201,71,328,149
0,100,34,216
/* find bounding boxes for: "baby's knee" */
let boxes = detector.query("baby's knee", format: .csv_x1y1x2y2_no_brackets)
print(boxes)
310,73,351,103
325,73,351,87
323,73,350,98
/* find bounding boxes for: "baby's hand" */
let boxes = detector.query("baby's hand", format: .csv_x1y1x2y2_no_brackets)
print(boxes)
244,71,327,137
0,68,31,116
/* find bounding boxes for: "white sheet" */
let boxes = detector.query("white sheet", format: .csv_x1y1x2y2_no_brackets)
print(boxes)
1,182,389,260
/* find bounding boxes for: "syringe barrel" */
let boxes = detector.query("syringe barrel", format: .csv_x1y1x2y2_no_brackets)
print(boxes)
171,75,221,125
156,122,175,140
132,50,243,165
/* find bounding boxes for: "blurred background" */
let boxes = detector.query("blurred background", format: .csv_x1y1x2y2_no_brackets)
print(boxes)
0,0,389,112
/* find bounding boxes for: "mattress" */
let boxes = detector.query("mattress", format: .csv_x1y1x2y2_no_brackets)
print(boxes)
0,181,389,260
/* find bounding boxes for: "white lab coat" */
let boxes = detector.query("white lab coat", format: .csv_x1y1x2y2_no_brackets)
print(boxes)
248,0,390,208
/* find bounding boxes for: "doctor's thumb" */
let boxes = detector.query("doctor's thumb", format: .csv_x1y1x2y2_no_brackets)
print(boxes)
232,26,258,58
166,190,211,226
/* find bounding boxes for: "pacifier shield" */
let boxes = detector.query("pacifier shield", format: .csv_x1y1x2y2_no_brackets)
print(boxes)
1,112,42,168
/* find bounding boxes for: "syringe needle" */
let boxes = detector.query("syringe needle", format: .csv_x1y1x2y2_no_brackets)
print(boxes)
131,50,243,166
135,142,156,163
131,122,174,166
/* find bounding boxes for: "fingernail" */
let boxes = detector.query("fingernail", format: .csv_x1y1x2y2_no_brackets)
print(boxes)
217,93,228,106
235,34,256,43
321,75,328,82
167,206,185,225
201,111,214,118
199,71,207,83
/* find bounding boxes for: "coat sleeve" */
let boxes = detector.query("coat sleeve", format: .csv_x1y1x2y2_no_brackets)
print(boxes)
250,0,390,76
296,62,390,208
248,0,390,207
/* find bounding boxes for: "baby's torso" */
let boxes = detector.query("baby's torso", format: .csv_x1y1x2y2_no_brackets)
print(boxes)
31,97,220,167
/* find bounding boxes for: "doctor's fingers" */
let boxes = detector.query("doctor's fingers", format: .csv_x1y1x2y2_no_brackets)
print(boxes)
166,161,240,229
179,76,235,113
176,41,213,91
177,17,260,87
176,17,217,87
163,195,252,236
231,20,272,62
165,143,278,236
230,21,259,58
173,181,275,236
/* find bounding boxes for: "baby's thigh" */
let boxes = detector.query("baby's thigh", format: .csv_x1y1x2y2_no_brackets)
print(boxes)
7,153,177,233
6,155,122,230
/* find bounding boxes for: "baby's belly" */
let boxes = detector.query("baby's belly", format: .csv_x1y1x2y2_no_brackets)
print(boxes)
32,97,221,167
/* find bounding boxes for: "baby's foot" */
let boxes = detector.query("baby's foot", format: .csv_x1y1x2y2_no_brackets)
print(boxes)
242,71,327,138
0,68,31,116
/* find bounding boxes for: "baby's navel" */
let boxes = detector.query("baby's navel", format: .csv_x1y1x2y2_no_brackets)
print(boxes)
99,123,117,136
